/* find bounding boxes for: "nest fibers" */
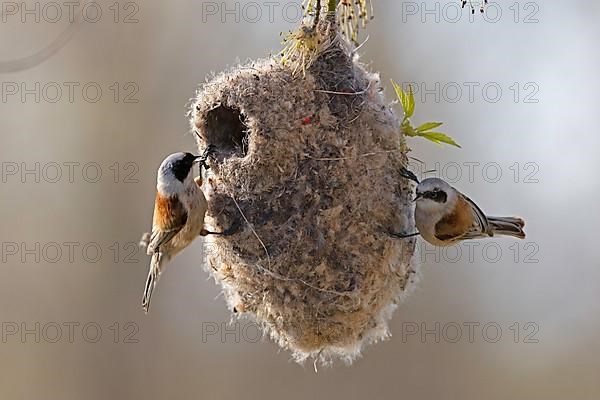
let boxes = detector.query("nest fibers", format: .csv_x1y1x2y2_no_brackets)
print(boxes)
190,31,418,364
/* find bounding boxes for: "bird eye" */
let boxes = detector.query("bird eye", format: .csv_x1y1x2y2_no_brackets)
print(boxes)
432,191,447,203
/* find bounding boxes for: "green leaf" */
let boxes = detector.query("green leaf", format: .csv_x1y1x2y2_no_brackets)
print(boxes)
402,123,417,137
406,84,415,118
392,78,461,149
418,132,462,148
391,79,408,115
415,121,443,133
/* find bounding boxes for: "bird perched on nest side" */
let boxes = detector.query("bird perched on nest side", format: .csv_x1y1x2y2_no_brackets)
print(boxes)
139,146,231,313
394,169,525,247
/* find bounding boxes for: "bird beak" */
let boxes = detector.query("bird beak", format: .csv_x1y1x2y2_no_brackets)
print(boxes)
192,155,203,164
413,193,422,202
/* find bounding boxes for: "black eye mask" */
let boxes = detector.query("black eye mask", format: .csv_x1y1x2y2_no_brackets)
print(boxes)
423,190,448,203
172,153,197,183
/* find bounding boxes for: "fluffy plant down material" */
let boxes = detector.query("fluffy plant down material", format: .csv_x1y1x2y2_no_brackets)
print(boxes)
190,28,418,365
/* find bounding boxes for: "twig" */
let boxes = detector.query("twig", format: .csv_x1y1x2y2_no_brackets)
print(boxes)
231,195,272,271
328,0,337,13
314,80,371,96
296,278,349,297
314,86,369,96
313,0,322,30
305,149,401,161
352,35,370,54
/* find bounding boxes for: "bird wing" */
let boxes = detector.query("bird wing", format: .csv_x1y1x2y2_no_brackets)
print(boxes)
434,194,491,242
147,193,188,253
434,203,471,242
461,194,492,238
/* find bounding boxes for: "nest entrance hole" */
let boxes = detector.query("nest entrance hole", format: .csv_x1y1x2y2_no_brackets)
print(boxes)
205,105,249,157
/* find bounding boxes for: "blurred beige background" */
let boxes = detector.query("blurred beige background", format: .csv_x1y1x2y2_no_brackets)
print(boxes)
1,1,599,399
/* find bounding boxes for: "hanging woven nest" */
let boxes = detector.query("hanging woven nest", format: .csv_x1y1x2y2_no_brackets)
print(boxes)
190,13,418,364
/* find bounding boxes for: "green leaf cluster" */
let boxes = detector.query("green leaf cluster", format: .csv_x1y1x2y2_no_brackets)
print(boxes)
391,80,461,148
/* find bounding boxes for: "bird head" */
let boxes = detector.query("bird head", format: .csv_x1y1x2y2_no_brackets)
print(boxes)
415,177,455,213
156,152,202,195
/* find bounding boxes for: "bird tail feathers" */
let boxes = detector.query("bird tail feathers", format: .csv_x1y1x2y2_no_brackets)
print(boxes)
142,252,163,313
489,216,526,239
